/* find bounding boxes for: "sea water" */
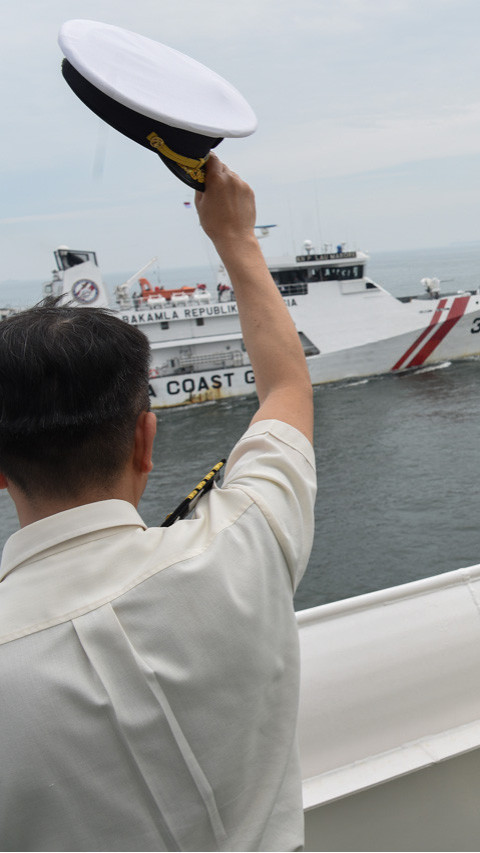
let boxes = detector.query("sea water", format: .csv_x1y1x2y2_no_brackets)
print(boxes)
1,243,480,611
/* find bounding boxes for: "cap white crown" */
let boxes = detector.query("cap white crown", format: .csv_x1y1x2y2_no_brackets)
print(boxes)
58,20,257,138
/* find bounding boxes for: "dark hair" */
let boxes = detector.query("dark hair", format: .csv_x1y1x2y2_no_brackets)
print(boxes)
0,298,151,498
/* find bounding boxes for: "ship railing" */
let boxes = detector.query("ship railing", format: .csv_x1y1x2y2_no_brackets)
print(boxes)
217,289,236,304
277,282,309,297
397,288,477,304
177,349,245,373
150,348,246,377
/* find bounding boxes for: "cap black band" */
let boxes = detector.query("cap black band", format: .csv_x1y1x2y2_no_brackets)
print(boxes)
61,59,223,190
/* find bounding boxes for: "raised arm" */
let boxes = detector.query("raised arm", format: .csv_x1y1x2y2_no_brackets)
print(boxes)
195,155,313,442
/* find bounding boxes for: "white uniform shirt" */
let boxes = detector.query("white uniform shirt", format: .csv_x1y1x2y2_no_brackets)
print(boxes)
0,419,316,852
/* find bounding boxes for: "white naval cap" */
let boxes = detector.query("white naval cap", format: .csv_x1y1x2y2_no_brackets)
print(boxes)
58,20,257,190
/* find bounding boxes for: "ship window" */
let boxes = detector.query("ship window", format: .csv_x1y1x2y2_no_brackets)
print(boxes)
271,268,309,285
161,321,169,330
54,249,98,271
196,318,205,326
272,263,364,287
271,270,309,296
321,264,365,281
366,281,378,289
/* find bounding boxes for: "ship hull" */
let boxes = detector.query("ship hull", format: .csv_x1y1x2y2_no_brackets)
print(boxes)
297,564,480,851
148,296,480,408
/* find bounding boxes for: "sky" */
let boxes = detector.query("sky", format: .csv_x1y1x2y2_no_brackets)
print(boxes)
1,0,480,283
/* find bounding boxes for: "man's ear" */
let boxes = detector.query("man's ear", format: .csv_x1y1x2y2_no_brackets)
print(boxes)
133,411,157,474
0,473,9,490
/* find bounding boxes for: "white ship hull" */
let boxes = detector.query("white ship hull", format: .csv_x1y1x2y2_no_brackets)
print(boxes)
42,246,480,409
297,564,480,851
146,292,480,407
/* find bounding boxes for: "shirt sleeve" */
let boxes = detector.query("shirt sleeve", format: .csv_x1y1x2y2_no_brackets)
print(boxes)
220,419,317,590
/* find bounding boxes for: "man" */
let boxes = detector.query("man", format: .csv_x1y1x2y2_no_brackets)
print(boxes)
0,155,316,851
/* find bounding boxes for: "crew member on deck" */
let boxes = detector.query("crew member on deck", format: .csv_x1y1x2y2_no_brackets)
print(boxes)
0,21,316,852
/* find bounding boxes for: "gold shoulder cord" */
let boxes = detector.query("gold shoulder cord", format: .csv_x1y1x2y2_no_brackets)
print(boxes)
147,132,208,184
161,460,226,527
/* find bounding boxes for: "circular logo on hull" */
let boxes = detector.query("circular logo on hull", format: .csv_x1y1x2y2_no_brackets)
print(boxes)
72,279,99,304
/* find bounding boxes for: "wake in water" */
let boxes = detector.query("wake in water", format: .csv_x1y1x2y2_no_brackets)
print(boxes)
415,361,452,374
343,378,370,387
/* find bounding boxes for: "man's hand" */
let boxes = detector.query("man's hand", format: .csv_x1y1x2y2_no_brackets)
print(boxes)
195,154,257,259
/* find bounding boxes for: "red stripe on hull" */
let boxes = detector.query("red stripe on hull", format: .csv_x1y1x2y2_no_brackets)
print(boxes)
392,299,448,372
407,295,470,368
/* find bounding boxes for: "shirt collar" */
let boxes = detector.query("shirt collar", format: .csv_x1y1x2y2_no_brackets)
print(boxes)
0,499,147,581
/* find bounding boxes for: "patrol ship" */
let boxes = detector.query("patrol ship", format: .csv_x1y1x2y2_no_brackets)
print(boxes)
43,242,480,408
